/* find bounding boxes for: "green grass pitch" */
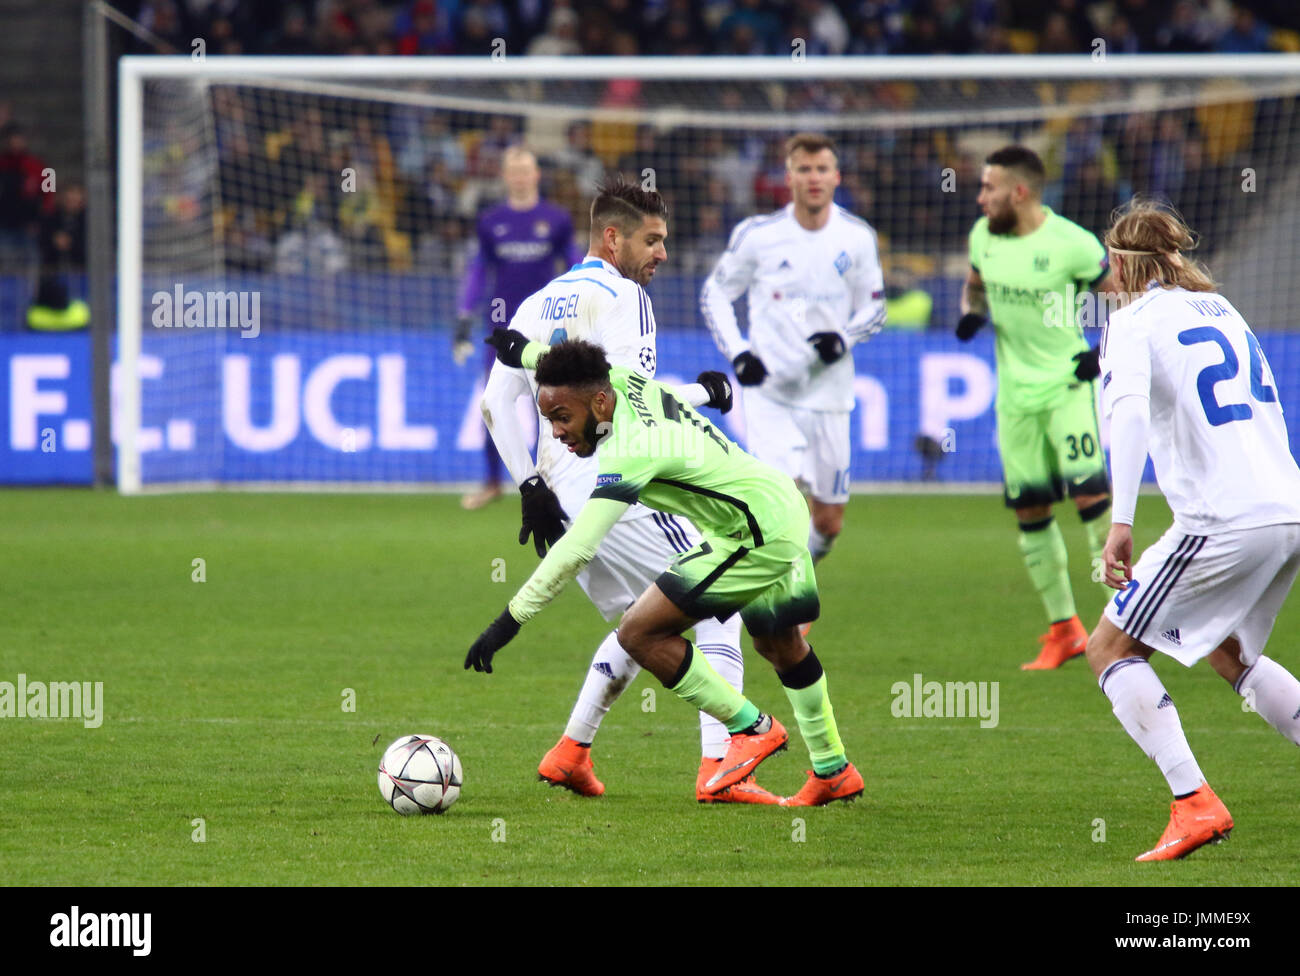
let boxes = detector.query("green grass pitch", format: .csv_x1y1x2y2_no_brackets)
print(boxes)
2,489,1296,886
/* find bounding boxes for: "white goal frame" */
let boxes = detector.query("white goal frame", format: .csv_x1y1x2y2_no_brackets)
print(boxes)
116,53,1300,493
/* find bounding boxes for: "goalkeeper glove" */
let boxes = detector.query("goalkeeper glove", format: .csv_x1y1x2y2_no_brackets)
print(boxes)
695,370,733,413
732,351,767,387
808,331,847,365
955,313,986,341
485,327,531,368
453,312,475,366
518,474,568,557
464,606,521,674
1073,346,1101,382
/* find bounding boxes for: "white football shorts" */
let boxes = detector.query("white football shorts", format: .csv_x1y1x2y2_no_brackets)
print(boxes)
575,507,702,621
1104,521,1300,667
742,390,851,505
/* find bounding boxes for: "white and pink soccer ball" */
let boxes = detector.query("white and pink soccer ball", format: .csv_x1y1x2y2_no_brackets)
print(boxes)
377,734,463,815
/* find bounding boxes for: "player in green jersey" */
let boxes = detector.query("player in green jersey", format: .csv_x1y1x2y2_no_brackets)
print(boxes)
957,146,1115,670
465,336,863,806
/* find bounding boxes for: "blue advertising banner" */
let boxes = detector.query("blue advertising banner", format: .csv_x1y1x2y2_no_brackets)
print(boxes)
4,328,1299,487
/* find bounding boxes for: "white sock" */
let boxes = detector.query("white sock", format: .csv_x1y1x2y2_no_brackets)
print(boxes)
808,524,834,563
1100,656,1205,796
1237,655,1300,746
564,630,641,745
696,616,744,760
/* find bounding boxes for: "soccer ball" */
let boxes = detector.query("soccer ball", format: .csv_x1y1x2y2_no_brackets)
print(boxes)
377,734,463,815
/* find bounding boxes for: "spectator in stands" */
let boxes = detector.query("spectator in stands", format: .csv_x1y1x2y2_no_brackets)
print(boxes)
0,122,50,268
617,125,677,197
393,0,455,55
1155,0,1217,52
459,0,510,50
1039,12,1082,53
717,0,783,54
654,8,710,55
38,183,85,273
275,216,348,275
271,5,318,55
1216,4,1273,53
397,112,467,182
526,7,581,56
1060,157,1124,241
549,121,604,198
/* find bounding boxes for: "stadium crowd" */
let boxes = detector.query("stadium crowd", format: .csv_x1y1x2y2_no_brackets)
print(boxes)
0,1,1291,307
119,0,1297,58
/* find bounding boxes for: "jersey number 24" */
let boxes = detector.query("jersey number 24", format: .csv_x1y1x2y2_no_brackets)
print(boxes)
1177,326,1277,427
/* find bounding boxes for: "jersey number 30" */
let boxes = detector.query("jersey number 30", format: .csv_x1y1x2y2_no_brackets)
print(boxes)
1177,326,1276,427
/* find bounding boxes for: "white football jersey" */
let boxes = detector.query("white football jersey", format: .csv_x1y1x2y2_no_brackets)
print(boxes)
700,203,885,411
509,257,659,521
1102,285,1300,534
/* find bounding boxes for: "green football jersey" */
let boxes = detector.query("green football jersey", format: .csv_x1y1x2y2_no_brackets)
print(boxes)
589,367,806,545
969,207,1107,411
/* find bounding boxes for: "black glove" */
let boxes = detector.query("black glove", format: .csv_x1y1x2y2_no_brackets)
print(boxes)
455,311,474,346
519,474,567,557
955,313,986,341
485,327,531,368
732,351,767,387
808,331,847,365
1073,346,1101,382
464,606,521,674
453,312,475,365
695,370,733,413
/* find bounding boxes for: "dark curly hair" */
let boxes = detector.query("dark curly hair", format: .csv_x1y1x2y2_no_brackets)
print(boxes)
534,339,613,394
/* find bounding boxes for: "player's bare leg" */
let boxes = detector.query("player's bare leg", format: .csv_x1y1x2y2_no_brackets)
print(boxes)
1018,502,1087,670
808,499,843,564
617,586,786,797
800,499,844,637
1210,637,1300,746
1087,617,1232,860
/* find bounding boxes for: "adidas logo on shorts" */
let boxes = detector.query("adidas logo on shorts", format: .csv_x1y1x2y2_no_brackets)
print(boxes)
1157,693,1175,709
1161,628,1182,646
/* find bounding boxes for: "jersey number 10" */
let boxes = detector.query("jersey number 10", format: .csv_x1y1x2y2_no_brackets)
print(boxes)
1177,326,1277,427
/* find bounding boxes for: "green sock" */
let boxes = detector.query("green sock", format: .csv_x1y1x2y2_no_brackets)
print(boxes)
783,674,846,775
1080,501,1112,600
1018,517,1075,623
668,641,759,732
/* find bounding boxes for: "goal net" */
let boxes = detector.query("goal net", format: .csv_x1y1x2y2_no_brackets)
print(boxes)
117,55,1300,491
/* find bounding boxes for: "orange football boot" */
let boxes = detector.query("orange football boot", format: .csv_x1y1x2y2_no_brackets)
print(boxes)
696,757,780,805
537,735,605,796
780,763,865,806
1021,615,1088,670
702,716,788,795
1135,783,1233,861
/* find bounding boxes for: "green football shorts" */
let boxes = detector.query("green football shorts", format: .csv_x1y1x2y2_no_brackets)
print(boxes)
656,533,820,637
998,381,1109,509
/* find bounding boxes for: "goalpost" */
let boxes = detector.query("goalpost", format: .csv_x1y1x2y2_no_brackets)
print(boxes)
116,54,1300,493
